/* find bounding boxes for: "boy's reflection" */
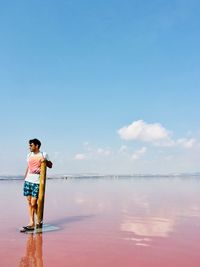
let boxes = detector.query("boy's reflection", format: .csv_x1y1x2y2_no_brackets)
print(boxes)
19,234,43,267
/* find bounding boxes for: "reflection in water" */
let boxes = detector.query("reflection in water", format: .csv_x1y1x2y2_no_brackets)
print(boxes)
1,178,200,267
19,234,43,267
121,216,175,238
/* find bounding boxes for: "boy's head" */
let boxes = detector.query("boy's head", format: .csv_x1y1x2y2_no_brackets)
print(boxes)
29,138,41,150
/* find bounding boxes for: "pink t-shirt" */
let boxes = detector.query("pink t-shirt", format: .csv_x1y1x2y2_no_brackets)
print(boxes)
25,152,49,184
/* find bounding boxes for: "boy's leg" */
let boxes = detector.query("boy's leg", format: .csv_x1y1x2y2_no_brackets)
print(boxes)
30,197,38,226
26,196,37,226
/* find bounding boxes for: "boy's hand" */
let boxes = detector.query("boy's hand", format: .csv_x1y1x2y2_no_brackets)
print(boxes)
40,158,53,168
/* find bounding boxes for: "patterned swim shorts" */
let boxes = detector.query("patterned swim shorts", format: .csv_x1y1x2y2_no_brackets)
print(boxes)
23,181,39,198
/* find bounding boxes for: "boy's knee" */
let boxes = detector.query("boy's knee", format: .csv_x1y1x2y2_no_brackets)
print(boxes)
27,198,31,205
31,201,37,208
26,196,37,208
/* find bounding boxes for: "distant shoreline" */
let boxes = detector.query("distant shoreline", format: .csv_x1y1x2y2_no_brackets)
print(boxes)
1,173,200,181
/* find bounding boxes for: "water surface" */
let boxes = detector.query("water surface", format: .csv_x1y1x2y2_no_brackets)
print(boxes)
0,177,200,267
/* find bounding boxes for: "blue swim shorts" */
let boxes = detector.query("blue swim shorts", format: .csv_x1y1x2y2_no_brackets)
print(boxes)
23,181,39,198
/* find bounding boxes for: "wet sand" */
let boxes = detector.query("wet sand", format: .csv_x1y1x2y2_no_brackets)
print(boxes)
0,177,200,267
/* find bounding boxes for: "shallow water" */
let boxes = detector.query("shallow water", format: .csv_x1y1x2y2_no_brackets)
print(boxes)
0,177,200,267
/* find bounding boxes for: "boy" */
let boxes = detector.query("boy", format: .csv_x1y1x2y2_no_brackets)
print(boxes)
23,138,52,230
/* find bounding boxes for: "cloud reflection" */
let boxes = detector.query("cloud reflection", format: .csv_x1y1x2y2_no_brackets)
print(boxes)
121,216,175,238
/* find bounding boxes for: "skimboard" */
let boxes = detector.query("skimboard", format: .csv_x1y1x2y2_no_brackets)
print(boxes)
20,224,59,234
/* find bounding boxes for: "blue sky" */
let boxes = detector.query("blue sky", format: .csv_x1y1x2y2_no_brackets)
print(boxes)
0,0,200,175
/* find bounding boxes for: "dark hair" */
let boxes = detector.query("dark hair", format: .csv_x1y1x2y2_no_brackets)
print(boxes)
29,138,41,149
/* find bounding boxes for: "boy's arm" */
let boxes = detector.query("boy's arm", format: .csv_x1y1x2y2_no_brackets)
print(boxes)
41,158,53,169
25,167,29,178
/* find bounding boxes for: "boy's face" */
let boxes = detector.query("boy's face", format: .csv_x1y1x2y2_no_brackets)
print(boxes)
29,143,39,152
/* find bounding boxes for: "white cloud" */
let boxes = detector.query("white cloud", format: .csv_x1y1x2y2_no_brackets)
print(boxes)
70,129,200,174
83,142,93,152
74,153,87,160
118,120,171,143
73,145,112,161
131,147,147,160
97,148,104,154
118,145,128,153
153,139,175,147
117,120,199,150
165,155,174,161
97,148,111,156
177,138,197,148
83,142,89,146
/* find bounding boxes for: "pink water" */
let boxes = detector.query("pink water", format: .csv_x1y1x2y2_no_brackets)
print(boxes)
0,177,200,267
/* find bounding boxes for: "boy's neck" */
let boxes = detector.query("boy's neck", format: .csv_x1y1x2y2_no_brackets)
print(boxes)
33,149,40,154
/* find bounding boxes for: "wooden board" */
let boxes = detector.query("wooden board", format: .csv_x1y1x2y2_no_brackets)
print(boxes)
20,224,59,234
